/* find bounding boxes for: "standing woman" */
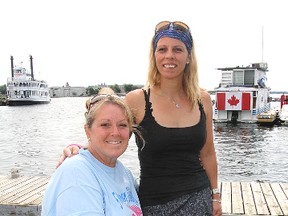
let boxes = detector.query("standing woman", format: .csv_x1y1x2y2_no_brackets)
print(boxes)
56,21,222,216
125,21,221,215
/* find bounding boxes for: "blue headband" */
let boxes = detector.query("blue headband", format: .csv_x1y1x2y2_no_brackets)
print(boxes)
153,23,193,54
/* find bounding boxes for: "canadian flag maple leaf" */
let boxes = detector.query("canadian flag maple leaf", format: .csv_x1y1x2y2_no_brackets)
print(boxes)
228,95,240,106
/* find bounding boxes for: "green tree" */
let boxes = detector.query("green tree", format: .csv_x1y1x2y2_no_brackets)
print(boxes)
0,85,6,95
86,86,99,96
123,84,143,93
124,83,141,93
109,84,121,93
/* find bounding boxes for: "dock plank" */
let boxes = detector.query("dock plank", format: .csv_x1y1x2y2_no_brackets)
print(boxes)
221,181,232,214
271,183,288,215
261,182,283,215
231,182,244,214
251,182,270,215
281,183,288,198
241,182,257,215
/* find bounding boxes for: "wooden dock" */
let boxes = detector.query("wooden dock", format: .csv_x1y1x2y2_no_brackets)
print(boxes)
220,181,288,215
0,175,287,215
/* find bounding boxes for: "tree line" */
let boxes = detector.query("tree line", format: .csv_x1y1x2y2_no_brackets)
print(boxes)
0,84,143,96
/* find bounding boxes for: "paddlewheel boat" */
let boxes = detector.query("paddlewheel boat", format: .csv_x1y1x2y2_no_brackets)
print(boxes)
213,62,272,123
6,55,50,106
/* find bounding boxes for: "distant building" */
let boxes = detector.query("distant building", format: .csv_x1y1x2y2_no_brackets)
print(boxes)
49,86,87,97
49,83,144,98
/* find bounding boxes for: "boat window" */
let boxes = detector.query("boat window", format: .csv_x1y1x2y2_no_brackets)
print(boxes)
244,70,254,85
233,70,255,86
253,97,256,108
233,71,244,85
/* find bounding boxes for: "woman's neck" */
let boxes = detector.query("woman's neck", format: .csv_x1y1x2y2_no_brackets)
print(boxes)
154,82,185,98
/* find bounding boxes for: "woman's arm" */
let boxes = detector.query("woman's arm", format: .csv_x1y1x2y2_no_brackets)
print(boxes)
199,90,222,216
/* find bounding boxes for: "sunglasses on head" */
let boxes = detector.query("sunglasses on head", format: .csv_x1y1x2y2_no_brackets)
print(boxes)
155,21,190,34
87,94,121,113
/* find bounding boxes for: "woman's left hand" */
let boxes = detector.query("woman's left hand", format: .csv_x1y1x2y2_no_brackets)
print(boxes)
213,201,222,216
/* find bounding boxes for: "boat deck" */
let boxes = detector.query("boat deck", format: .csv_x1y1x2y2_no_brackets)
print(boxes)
0,175,287,215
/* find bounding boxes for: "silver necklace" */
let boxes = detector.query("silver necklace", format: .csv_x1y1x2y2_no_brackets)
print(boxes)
171,99,181,109
159,90,181,109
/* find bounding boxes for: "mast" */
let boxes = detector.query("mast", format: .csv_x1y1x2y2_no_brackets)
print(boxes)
30,55,34,80
10,56,14,78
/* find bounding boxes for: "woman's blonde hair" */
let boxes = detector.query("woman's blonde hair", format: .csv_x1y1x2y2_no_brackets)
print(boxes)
146,35,201,109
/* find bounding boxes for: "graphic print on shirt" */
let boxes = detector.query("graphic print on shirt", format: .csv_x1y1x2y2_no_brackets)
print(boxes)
112,187,142,216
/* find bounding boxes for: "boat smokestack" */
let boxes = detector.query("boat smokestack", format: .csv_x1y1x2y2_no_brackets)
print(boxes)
10,56,14,79
30,55,34,80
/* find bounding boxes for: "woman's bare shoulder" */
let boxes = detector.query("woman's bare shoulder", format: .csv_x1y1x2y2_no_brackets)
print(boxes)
125,89,144,105
125,89,146,123
126,88,144,97
200,89,212,101
200,89,213,111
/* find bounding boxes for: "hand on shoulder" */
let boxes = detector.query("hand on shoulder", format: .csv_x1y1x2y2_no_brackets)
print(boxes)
56,144,81,169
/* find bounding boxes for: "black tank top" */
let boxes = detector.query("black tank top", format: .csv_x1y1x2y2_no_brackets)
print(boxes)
135,89,210,207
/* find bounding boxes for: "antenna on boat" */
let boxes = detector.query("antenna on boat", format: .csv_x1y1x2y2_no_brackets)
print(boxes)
261,26,264,62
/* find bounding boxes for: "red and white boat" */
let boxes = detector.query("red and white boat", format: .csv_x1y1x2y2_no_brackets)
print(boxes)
279,95,288,125
213,62,271,123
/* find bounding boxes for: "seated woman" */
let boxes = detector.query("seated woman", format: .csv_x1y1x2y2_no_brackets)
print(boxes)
41,89,143,216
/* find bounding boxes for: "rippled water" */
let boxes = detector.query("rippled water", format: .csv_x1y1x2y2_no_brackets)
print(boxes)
0,97,287,183
214,122,288,182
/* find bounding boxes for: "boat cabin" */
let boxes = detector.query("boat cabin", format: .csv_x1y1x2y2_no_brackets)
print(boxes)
213,63,271,123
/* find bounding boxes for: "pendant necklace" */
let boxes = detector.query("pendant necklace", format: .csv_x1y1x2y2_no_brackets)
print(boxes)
171,99,181,109
159,90,181,109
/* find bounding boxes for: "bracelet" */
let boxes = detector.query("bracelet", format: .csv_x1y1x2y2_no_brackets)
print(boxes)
211,188,220,195
67,144,82,149
212,199,221,203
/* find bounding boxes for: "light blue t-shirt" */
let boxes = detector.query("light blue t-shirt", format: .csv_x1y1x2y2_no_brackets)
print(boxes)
41,149,142,216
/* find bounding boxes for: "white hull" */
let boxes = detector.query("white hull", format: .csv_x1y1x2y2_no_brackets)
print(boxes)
7,97,50,106
7,81,51,106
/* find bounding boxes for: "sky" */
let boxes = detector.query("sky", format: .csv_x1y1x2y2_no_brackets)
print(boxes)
1,0,287,91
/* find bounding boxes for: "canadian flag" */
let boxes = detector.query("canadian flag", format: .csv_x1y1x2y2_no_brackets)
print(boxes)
216,92,251,111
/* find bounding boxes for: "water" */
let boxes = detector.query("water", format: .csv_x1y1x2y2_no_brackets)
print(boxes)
0,97,287,183
214,122,288,182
